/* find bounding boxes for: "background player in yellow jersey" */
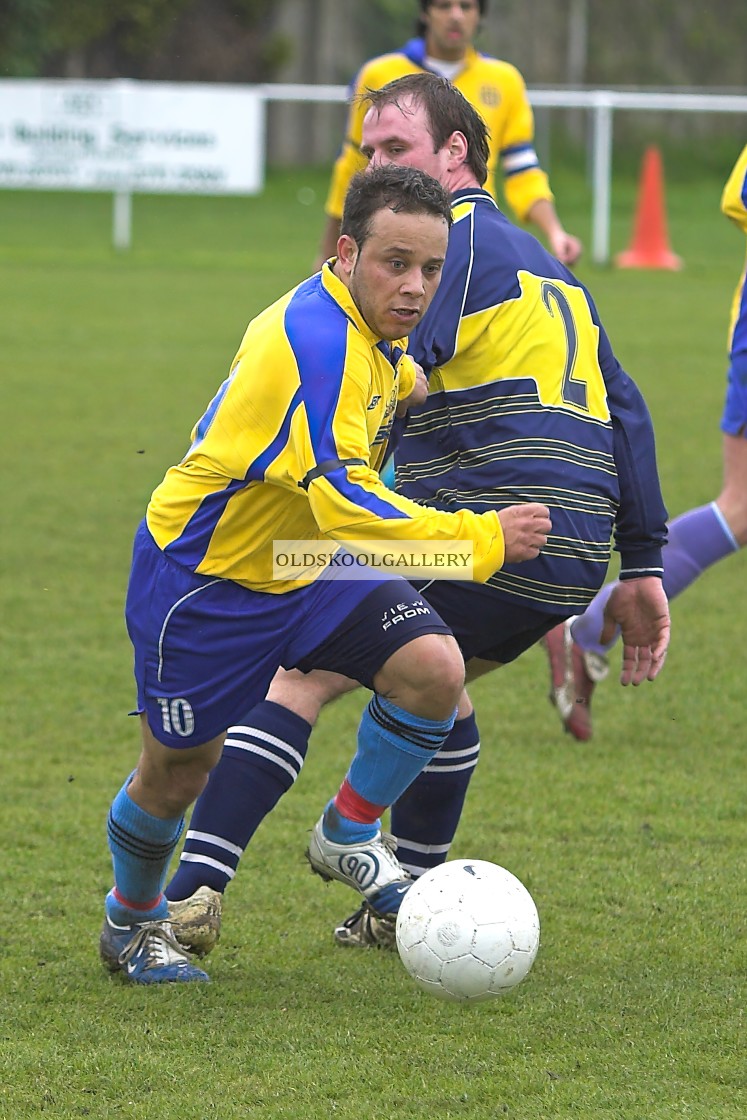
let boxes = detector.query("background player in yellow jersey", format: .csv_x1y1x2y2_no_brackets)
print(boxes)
165,75,669,957
99,163,551,984
544,144,747,741
317,0,582,268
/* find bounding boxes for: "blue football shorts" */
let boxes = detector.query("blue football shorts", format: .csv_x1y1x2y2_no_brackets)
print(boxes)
125,522,452,748
720,349,747,436
412,578,569,665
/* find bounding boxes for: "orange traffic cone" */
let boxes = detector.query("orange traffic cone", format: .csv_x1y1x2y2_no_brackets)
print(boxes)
615,145,683,270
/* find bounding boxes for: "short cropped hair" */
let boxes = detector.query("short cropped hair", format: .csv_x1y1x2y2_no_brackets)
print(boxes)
341,163,453,249
362,72,490,187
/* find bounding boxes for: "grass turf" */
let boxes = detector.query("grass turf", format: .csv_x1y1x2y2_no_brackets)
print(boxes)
1,162,745,1119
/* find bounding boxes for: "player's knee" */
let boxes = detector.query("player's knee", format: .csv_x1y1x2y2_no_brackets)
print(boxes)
377,633,465,719
137,723,222,816
134,759,209,818
267,667,356,723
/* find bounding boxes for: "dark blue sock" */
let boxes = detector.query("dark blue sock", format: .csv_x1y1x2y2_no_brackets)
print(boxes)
391,712,480,877
165,701,311,900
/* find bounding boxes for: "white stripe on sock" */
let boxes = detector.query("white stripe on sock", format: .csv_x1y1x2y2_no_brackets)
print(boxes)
396,838,451,855
226,725,305,769
185,830,243,857
423,759,478,774
401,860,430,877
223,738,300,782
179,853,236,878
432,744,480,761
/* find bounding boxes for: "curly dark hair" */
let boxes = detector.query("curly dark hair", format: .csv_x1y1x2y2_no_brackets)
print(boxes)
341,163,453,248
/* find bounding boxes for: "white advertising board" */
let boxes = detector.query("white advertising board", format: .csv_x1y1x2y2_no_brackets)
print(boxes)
0,79,264,194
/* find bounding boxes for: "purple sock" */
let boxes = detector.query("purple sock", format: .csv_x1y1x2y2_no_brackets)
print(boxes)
570,583,617,655
572,502,738,655
660,503,738,597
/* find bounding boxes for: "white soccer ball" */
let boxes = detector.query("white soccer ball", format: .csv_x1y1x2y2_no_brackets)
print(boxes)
395,859,540,1003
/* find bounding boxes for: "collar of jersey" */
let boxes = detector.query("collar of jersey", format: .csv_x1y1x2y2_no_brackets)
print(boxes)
450,187,496,210
402,37,480,74
447,185,499,222
320,260,404,351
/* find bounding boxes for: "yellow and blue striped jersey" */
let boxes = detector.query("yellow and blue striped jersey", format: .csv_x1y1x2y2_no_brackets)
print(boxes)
145,263,506,593
326,38,551,224
721,144,747,367
396,189,667,613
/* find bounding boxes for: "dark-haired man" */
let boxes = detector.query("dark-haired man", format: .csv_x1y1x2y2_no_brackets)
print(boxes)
317,0,581,267
99,162,550,984
166,75,668,957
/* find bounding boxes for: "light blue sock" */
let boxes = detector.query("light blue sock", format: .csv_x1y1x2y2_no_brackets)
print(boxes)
106,774,183,925
323,695,456,844
391,711,480,876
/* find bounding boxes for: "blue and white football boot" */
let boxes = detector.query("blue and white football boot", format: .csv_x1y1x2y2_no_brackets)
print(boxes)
306,813,412,916
100,915,210,984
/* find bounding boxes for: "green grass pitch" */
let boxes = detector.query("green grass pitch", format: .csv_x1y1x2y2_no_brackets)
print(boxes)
2,162,745,1119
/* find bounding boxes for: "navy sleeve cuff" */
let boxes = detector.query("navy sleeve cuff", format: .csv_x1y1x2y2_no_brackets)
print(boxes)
619,546,664,580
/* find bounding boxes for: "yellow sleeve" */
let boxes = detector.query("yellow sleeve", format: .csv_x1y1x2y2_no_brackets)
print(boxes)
297,338,506,581
497,64,554,221
395,353,417,401
324,61,381,221
721,145,747,233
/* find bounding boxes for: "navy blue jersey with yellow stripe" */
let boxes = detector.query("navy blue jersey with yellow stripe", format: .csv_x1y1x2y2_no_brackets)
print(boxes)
396,188,667,613
145,262,506,593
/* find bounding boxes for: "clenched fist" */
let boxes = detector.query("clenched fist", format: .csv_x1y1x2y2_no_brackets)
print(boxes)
498,503,552,563
396,363,429,417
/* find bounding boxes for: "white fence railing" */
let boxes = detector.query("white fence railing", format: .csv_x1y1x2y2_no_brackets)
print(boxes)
259,84,747,265
2,79,744,260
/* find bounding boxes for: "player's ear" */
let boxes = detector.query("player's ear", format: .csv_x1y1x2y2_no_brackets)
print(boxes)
336,233,359,274
447,130,469,166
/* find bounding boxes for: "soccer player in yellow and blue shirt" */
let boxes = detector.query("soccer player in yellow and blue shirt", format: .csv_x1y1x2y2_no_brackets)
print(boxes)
546,143,747,741
100,163,551,983
317,0,581,268
163,76,669,956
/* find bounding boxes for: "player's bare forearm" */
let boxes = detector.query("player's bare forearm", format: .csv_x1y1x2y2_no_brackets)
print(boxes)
525,198,582,266
601,577,670,686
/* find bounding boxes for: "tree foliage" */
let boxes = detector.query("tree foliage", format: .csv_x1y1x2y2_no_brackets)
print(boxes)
0,0,181,75
0,0,283,80
353,0,417,58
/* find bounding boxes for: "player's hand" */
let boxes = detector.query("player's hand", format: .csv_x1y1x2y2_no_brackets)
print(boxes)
549,229,583,268
600,577,670,686
396,363,428,417
498,503,551,563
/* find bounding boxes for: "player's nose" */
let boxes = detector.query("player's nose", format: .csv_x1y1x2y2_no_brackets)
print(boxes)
400,267,425,296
